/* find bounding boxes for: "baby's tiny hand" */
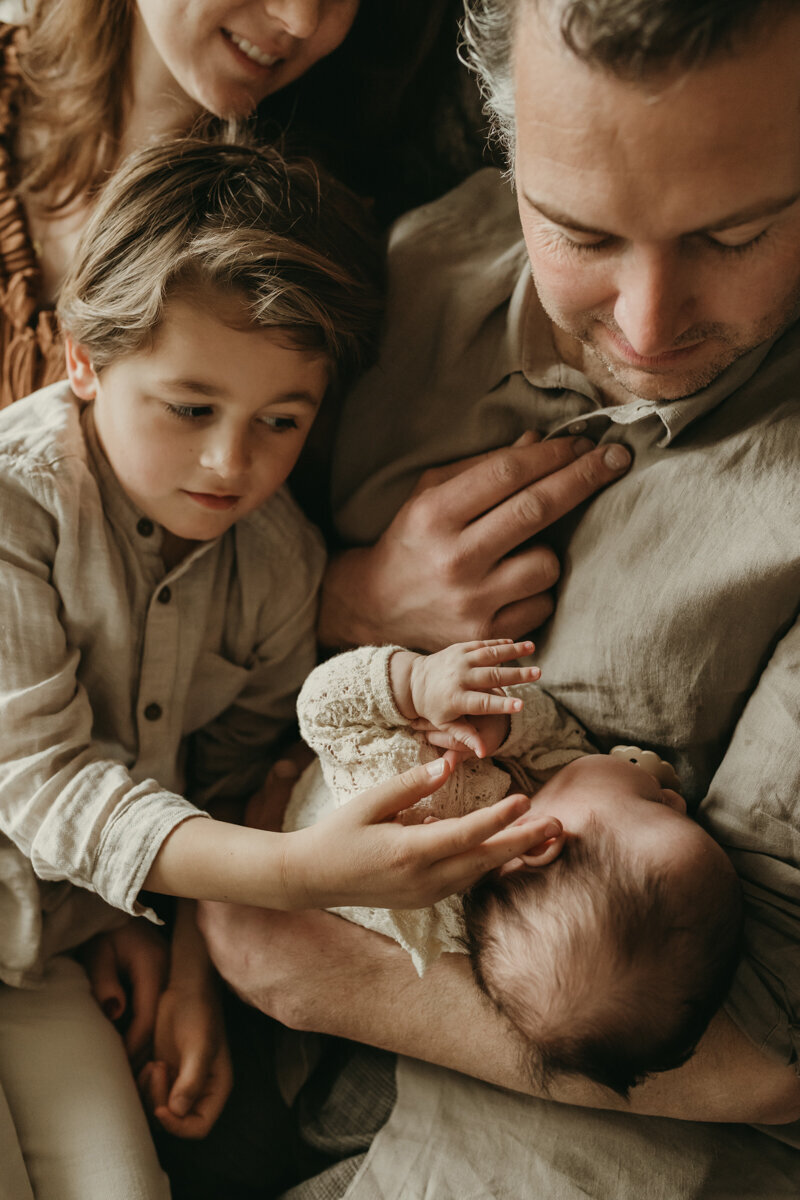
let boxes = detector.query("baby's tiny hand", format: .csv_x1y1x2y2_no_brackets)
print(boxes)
401,639,539,755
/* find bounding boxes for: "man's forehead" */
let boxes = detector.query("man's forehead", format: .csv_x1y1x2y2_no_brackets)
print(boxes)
512,1,800,234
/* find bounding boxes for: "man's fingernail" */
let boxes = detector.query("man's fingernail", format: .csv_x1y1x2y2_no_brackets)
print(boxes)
272,759,300,780
427,758,446,778
573,437,595,456
604,444,631,470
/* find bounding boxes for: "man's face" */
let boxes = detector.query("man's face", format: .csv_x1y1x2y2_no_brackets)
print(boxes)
513,5,800,401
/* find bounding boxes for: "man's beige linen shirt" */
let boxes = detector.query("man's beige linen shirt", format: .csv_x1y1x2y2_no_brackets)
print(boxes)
332,170,800,1073
0,382,324,985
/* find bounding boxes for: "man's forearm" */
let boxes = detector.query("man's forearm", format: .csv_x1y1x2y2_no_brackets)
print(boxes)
201,905,800,1127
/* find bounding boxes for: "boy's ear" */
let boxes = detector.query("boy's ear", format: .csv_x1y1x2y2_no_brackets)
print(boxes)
64,335,99,400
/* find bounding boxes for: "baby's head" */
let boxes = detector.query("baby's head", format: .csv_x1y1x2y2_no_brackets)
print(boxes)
58,131,381,546
462,755,742,1099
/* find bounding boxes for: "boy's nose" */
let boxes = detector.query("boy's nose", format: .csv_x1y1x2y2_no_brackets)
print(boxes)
199,430,251,480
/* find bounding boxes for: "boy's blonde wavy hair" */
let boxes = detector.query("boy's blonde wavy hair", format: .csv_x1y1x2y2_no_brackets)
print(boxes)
57,132,382,391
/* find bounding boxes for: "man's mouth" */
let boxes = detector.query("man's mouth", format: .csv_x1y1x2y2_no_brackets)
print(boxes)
224,29,281,68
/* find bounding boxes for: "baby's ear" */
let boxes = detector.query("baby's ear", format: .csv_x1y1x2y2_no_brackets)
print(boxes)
497,830,566,877
659,788,687,814
64,336,99,400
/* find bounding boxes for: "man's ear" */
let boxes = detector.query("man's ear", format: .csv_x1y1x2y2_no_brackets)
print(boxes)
64,335,99,400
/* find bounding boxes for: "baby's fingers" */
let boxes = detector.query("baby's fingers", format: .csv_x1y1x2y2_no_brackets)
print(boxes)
463,664,541,696
467,639,535,665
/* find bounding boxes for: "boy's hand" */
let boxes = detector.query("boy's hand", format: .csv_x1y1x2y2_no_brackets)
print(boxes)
391,639,539,758
284,756,562,910
79,920,168,1072
138,983,233,1140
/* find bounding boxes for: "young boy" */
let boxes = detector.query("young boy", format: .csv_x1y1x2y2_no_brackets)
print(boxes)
0,137,557,1199
280,640,744,1099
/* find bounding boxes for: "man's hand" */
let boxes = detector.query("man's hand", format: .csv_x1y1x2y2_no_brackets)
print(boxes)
138,982,233,1139
319,432,631,651
79,919,168,1072
283,757,563,909
390,638,539,758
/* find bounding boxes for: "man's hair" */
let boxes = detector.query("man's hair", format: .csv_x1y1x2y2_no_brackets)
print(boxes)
460,0,794,161
58,131,383,389
462,818,743,1099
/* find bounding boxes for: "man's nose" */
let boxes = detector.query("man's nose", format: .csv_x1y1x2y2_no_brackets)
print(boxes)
612,246,695,357
262,0,322,39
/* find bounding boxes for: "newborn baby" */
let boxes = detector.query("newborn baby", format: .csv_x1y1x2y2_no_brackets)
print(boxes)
283,640,743,1097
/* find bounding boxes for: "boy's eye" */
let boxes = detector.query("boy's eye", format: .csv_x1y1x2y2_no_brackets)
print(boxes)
165,403,214,420
261,414,299,432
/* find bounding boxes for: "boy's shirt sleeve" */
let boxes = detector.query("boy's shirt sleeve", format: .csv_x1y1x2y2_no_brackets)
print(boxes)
697,615,800,1069
0,464,205,919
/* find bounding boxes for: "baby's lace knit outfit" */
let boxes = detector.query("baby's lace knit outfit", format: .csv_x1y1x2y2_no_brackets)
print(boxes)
285,644,597,974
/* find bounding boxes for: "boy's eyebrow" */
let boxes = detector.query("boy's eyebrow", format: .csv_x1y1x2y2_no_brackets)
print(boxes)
161,378,226,398
276,391,323,408
522,191,800,235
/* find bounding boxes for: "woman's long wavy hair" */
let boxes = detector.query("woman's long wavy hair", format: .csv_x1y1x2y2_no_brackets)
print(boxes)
18,0,133,212
16,0,486,221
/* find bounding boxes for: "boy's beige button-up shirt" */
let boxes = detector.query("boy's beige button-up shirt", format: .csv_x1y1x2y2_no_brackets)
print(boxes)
332,170,800,1075
0,382,325,985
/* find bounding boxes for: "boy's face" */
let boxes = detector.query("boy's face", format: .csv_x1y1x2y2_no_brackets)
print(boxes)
67,295,328,546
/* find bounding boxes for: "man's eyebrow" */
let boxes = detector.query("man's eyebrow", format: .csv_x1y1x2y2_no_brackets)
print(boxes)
521,191,800,235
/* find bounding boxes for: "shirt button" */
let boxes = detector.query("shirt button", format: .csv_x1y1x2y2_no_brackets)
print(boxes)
569,420,588,434
137,517,154,537
157,586,171,604
143,702,162,722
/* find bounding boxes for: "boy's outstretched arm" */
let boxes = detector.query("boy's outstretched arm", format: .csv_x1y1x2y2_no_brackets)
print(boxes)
143,758,563,911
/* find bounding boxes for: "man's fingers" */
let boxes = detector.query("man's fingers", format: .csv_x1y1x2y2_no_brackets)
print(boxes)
433,435,597,528
478,442,631,559
351,757,453,823
409,431,543,497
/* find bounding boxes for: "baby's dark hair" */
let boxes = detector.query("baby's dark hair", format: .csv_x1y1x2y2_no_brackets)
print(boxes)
462,818,743,1098
57,128,383,391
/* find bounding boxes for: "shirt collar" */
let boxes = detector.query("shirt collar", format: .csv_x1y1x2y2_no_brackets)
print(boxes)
498,266,785,444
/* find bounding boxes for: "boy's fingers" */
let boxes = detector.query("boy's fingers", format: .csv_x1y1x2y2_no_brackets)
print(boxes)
83,940,126,1022
124,964,164,1061
168,1044,211,1117
420,793,532,858
352,757,453,823
138,1060,170,1113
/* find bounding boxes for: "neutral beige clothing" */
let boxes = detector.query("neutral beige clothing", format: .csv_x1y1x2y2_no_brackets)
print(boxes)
0,381,325,985
321,167,800,1195
0,956,170,1200
287,644,595,973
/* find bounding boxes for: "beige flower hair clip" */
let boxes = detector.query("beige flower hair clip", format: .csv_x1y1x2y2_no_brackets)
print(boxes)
610,745,682,792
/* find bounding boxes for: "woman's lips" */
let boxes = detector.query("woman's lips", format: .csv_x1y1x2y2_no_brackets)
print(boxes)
183,491,239,511
223,28,281,69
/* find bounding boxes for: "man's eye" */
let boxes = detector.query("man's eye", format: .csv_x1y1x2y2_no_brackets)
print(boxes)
262,415,299,432
165,403,214,419
706,228,770,255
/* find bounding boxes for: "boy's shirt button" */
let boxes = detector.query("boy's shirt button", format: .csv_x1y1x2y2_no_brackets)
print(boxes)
157,586,171,604
143,702,162,721
137,517,154,537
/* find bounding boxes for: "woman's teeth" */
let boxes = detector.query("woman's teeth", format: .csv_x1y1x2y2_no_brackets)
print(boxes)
228,32,279,67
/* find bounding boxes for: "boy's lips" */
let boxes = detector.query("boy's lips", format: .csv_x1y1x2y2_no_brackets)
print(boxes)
183,490,240,511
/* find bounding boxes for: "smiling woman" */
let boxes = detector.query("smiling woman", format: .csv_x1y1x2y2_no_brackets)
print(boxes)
0,0,486,408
